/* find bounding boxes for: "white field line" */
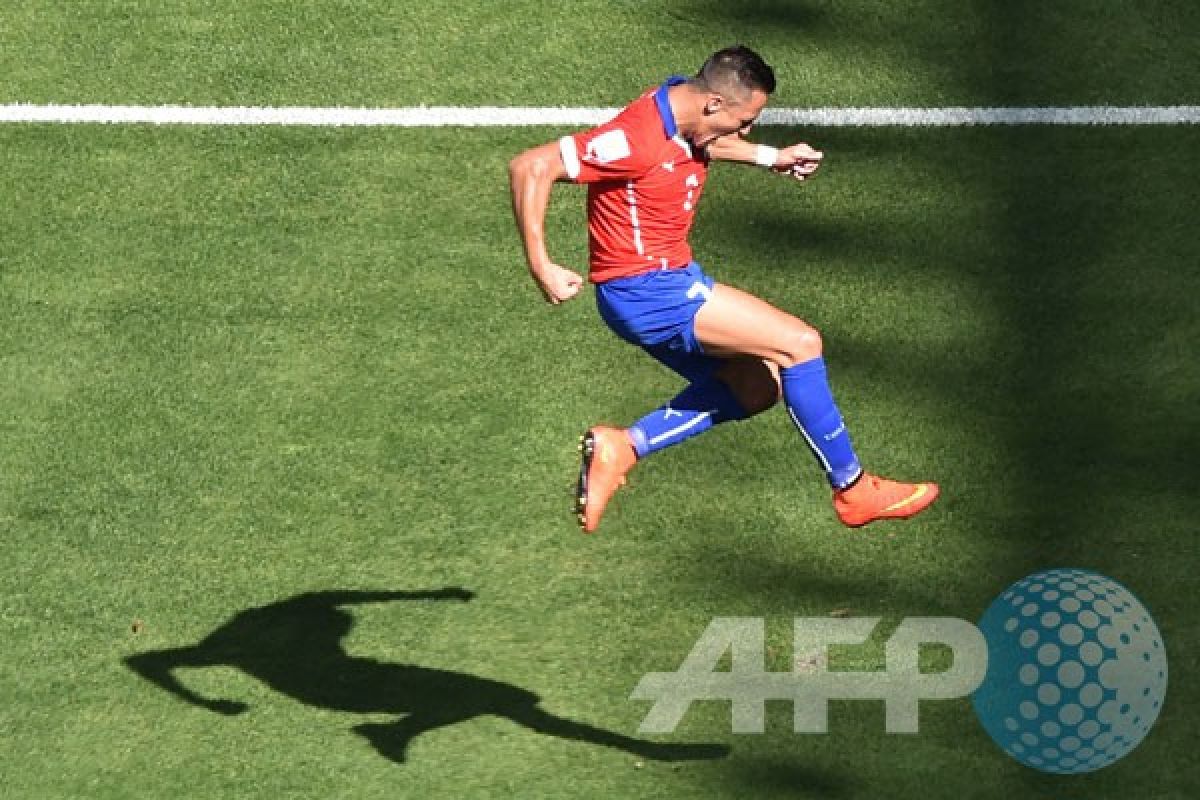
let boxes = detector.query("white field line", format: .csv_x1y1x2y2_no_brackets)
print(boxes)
1,104,1199,127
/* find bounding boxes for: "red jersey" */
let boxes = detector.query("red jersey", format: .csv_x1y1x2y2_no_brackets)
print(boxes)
559,77,709,284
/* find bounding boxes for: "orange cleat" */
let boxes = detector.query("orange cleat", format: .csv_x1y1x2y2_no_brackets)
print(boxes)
833,472,940,528
575,426,638,533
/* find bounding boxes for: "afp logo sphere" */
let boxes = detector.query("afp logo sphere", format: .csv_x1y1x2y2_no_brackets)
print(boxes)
972,569,1167,773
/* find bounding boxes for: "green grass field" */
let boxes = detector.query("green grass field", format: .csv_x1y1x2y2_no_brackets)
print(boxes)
2,3,1197,798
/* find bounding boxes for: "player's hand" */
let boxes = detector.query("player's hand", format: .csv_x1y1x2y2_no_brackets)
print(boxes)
532,263,585,305
772,143,824,182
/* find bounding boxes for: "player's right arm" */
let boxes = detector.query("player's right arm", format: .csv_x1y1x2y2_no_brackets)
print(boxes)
508,141,585,305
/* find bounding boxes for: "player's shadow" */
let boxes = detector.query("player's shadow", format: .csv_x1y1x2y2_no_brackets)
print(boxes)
124,588,729,765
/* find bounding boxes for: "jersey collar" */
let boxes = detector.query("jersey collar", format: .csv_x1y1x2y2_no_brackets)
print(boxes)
653,75,688,138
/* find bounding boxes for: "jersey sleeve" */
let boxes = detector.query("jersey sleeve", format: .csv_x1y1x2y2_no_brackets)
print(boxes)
559,116,655,184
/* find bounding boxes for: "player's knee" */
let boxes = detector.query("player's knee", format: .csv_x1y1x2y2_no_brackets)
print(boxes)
719,360,781,416
780,323,823,366
736,377,781,416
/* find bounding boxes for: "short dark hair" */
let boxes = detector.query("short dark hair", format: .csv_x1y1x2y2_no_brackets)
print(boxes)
694,45,776,97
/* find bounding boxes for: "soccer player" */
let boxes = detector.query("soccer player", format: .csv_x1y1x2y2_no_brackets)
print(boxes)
509,45,938,533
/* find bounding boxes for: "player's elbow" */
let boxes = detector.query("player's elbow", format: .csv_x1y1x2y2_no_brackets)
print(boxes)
508,149,544,185
510,143,566,186
507,152,527,181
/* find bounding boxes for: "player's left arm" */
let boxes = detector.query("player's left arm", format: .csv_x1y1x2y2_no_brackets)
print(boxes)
124,647,249,715
508,140,585,304
706,134,824,181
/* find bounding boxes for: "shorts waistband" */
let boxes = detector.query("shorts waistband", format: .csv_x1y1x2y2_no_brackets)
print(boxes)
635,261,692,277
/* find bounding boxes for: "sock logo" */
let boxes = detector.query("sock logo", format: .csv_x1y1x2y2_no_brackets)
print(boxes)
822,422,846,441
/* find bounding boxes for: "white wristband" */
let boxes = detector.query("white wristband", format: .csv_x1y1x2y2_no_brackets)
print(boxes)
754,145,779,168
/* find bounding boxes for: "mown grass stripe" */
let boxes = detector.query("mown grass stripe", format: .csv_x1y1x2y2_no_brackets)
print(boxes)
2,104,1198,126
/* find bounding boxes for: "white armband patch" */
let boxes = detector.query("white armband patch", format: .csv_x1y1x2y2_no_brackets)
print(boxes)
559,136,582,179
584,129,632,165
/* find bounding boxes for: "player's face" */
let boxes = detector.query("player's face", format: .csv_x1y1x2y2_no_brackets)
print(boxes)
696,88,769,147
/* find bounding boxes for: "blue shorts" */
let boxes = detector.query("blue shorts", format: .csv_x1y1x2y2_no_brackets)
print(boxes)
595,261,722,383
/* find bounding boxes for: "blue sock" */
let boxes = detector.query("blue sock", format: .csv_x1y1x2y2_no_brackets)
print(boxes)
628,376,748,458
780,357,862,488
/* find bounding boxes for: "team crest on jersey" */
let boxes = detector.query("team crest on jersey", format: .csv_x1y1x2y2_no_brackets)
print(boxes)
584,129,632,164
